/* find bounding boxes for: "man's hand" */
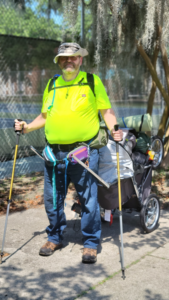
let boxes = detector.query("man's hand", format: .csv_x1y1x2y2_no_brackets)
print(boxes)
14,119,28,134
100,108,123,141
110,128,123,141
14,113,46,134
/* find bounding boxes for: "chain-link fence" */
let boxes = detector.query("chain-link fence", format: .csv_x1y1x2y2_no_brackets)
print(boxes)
0,34,165,179
0,0,63,179
98,54,165,139
0,2,166,179
0,34,61,178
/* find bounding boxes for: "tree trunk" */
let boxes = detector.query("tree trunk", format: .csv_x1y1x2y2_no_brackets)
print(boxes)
164,126,169,157
146,27,161,115
48,0,51,20
137,42,169,109
146,45,159,115
157,105,168,138
160,43,169,92
158,42,169,151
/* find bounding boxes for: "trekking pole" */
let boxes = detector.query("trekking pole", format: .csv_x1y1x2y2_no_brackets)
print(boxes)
71,155,110,188
114,124,126,280
0,120,22,264
30,146,44,161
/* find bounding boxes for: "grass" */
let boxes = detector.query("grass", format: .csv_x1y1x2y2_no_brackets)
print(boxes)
18,174,25,178
153,167,168,178
73,247,167,299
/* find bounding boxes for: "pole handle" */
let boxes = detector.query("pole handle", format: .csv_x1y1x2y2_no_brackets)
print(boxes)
114,124,119,152
114,124,119,131
13,118,23,135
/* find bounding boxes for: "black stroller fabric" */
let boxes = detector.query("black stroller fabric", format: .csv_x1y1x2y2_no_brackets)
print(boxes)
123,132,137,155
98,178,135,210
98,167,152,210
132,151,147,165
132,151,149,174
136,167,152,203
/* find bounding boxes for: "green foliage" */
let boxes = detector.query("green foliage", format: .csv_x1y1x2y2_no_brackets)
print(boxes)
61,1,93,42
0,2,62,40
0,34,60,72
35,0,63,17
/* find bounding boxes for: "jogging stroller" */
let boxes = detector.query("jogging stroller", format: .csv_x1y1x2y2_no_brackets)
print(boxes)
98,131,164,233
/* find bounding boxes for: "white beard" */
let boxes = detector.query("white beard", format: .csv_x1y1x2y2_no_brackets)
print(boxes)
62,68,76,74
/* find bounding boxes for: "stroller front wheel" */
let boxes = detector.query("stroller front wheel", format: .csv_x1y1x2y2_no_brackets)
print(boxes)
140,194,160,233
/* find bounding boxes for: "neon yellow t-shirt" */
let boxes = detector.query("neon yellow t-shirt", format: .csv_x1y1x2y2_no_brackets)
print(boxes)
41,71,111,144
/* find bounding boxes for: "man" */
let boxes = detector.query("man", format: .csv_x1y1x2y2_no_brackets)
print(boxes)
15,42,122,264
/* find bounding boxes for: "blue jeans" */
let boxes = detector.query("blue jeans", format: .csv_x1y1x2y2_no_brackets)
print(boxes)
44,148,101,249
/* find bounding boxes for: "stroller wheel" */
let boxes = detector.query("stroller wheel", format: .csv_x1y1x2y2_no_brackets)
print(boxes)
140,194,160,233
151,136,164,169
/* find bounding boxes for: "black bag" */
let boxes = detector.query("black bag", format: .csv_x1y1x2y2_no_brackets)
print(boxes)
134,132,151,154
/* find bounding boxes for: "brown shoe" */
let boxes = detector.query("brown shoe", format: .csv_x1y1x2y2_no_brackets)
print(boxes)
82,248,97,263
39,241,62,256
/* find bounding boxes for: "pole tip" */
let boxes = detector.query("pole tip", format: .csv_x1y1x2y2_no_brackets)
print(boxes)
122,269,126,280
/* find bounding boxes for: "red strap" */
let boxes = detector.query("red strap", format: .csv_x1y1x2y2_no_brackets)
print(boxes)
109,214,113,226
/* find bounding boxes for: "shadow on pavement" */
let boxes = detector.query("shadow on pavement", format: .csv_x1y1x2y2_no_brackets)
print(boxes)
0,211,169,299
2,230,46,264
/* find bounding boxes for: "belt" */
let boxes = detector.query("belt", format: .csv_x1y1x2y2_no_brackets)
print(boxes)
48,134,97,152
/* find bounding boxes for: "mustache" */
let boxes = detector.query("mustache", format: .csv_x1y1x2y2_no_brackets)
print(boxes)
63,62,75,68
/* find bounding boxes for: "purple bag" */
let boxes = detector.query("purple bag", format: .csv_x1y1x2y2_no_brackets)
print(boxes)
67,146,89,164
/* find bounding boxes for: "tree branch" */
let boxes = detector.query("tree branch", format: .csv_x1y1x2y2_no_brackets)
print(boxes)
136,41,169,109
158,41,169,143
146,35,160,115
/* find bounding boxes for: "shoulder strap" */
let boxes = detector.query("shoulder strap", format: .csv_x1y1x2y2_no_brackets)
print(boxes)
48,74,60,93
87,73,96,97
139,115,144,132
48,73,96,97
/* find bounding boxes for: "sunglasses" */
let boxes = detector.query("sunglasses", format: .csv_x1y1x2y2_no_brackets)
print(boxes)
59,56,80,61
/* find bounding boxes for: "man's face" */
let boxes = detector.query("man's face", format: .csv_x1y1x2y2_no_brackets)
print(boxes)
58,55,83,74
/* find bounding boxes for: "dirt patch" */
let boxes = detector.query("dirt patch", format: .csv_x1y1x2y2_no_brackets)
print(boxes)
152,169,169,210
1,168,169,215
0,171,76,215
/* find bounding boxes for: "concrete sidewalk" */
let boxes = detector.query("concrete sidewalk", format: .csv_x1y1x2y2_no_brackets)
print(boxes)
0,201,169,300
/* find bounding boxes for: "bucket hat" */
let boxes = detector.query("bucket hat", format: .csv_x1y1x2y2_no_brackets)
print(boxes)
54,42,88,63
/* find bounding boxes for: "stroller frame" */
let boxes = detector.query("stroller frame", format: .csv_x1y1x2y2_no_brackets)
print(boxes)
98,134,163,233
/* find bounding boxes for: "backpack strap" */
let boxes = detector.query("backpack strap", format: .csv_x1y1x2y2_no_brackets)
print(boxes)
87,73,96,97
48,74,60,93
48,72,96,97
